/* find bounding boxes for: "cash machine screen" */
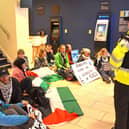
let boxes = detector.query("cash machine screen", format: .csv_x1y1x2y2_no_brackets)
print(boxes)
94,19,109,42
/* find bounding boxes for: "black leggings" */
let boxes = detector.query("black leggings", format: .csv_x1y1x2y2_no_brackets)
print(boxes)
114,81,129,129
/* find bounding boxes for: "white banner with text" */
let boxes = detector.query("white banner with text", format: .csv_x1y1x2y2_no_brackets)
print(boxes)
72,60,100,85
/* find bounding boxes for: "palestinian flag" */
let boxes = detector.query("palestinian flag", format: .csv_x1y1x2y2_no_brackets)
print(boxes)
43,87,83,125
32,74,63,91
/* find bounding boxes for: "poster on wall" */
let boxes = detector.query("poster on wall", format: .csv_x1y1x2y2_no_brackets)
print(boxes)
119,10,129,32
94,19,109,42
72,60,100,85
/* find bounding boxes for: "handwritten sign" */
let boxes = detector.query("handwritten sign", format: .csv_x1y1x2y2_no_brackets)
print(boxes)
71,49,79,63
72,60,100,85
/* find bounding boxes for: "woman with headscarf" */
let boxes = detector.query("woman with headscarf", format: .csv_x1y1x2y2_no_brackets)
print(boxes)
12,58,32,95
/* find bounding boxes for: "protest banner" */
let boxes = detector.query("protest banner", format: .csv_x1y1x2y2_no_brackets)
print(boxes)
71,49,79,63
72,60,100,85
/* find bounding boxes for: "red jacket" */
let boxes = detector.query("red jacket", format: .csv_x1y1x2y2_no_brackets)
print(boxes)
66,51,74,65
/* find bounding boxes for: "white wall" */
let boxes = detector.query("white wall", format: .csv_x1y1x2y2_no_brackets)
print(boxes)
16,0,32,66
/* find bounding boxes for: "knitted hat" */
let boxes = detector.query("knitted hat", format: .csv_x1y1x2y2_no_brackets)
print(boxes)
0,68,9,77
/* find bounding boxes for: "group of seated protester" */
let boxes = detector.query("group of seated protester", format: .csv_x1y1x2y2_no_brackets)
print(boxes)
32,43,114,83
34,44,55,68
0,69,34,129
14,45,115,85
0,43,115,128
0,68,50,129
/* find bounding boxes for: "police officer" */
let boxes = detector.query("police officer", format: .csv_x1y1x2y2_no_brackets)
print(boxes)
110,31,129,129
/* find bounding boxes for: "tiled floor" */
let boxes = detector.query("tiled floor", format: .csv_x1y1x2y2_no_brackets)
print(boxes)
48,78,115,129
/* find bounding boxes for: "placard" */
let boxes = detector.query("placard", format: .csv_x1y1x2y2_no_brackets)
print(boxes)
71,49,79,63
100,1,110,12
119,10,129,32
72,60,100,85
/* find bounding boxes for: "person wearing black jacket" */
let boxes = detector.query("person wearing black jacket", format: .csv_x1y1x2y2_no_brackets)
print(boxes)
0,68,22,104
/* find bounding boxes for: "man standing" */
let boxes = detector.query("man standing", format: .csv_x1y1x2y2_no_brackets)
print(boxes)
110,31,129,129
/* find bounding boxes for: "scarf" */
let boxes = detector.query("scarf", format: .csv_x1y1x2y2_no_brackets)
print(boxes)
61,52,66,67
0,78,13,104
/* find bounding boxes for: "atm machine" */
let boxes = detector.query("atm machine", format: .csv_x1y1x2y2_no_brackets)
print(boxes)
94,14,111,55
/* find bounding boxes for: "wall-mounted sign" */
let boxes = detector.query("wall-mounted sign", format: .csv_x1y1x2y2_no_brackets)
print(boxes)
100,1,110,12
119,10,129,32
37,6,45,16
52,5,60,15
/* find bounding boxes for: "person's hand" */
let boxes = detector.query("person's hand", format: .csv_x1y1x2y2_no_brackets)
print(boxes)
28,113,35,119
22,100,29,106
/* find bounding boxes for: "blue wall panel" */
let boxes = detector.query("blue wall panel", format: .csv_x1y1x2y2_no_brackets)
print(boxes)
30,0,129,53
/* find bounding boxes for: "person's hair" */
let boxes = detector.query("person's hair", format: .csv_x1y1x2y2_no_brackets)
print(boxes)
13,58,26,76
59,44,66,52
17,49,25,55
59,44,65,49
46,44,52,49
81,48,91,55
66,44,71,51
38,49,46,58
96,48,109,58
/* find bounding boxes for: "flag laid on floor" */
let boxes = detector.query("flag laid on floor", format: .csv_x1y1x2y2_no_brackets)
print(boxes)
46,87,83,116
43,108,78,125
32,74,63,91
44,87,83,125
32,67,56,78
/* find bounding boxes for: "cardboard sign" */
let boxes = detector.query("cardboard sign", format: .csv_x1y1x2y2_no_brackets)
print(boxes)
71,50,79,63
72,60,100,85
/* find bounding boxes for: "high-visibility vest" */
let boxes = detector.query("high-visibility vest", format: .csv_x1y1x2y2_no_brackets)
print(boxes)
110,41,129,85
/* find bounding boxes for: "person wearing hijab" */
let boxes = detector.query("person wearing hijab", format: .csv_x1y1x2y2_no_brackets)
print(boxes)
12,58,32,95
12,58,26,82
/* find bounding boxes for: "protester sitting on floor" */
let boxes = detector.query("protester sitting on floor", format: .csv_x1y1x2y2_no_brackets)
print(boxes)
17,49,29,70
46,44,55,66
34,49,48,69
94,48,115,83
0,100,35,129
55,44,75,81
12,58,32,95
0,68,22,104
66,44,74,65
78,48,91,62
